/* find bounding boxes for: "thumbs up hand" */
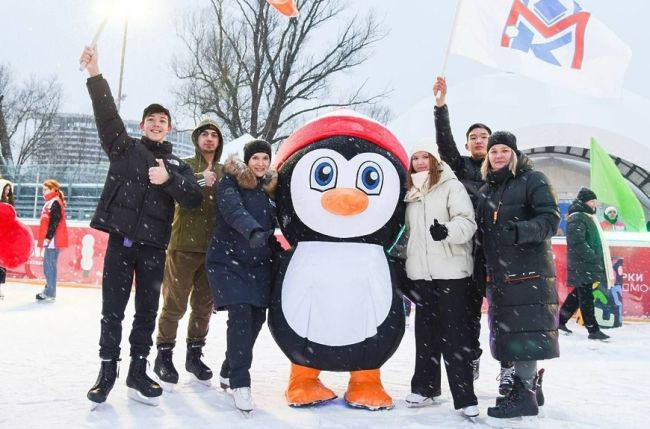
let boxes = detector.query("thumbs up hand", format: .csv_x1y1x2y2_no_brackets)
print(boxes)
203,162,217,187
149,158,170,185
429,219,448,241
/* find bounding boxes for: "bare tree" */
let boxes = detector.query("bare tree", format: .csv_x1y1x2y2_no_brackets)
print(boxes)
0,64,62,179
173,0,389,144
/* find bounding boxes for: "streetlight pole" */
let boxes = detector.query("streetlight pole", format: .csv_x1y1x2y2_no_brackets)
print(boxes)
116,18,128,113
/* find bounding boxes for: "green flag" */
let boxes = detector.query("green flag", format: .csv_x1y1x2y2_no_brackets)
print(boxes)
590,137,646,232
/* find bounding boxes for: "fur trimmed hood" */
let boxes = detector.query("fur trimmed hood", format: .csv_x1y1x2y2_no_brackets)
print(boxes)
223,154,277,197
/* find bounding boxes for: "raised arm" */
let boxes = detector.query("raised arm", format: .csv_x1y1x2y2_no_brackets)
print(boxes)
80,46,133,159
433,77,463,175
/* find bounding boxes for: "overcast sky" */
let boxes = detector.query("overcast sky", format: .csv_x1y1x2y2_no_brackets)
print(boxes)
1,0,648,132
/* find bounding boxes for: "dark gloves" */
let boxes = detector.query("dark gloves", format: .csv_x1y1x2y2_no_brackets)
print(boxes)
249,229,274,248
268,234,284,254
500,220,518,245
429,219,448,241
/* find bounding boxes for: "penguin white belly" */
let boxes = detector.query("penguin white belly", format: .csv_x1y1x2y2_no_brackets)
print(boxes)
282,241,393,347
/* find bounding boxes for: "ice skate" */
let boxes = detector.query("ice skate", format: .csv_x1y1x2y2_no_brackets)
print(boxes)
126,356,163,406
488,375,538,427
186,342,213,386
154,344,178,392
87,358,120,410
232,387,254,413
405,392,437,408
462,404,480,422
588,330,610,342
496,369,545,416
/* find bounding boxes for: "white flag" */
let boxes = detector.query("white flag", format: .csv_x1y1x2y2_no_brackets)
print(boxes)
449,0,631,98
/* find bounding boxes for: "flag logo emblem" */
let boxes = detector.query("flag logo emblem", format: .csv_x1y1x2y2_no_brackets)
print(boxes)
501,0,591,69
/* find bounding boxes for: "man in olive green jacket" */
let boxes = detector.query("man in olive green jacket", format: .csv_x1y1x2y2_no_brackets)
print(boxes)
154,118,224,389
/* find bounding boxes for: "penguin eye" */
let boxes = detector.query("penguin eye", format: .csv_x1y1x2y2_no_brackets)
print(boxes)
310,157,337,192
356,161,383,195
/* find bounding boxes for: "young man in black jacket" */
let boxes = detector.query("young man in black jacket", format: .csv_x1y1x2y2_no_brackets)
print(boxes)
432,76,515,397
80,46,203,408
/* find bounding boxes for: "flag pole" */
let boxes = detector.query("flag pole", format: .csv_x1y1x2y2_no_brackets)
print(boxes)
436,0,464,100
79,15,109,71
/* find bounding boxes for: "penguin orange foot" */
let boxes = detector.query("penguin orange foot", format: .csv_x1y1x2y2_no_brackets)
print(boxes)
286,364,337,407
344,369,394,410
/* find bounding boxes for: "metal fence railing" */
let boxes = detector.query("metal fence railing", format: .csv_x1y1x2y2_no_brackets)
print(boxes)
2,164,108,221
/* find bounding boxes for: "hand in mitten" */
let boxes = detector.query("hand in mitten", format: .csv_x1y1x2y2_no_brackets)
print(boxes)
501,220,518,245
429,219,448,241
250,229,274,248
268,234,284,254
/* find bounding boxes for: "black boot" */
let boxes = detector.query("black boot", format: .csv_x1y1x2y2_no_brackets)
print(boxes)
488,375,538,419
496,368,545,407
126,356,163,404
87,358,120,405
154,344,179,385
588,330,610,341
186,341,213,383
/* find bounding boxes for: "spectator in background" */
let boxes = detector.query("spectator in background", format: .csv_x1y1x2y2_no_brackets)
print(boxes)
601,206,626,231
36,179,68,302
559,188,611,341
0,178,16,300
1,179,15,206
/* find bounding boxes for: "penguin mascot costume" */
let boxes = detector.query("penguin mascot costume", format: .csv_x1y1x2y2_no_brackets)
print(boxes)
268,110,409,410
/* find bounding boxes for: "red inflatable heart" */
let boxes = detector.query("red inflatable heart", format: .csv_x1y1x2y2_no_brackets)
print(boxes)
0,202,34,268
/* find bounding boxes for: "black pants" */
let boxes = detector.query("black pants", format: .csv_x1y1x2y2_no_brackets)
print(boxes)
220,304,266,389
99,233,166,359
411,278,478,409
560,283,599,333
468,277,483,361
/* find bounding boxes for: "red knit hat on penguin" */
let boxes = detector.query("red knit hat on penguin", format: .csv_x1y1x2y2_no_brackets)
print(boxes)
274,110,409,172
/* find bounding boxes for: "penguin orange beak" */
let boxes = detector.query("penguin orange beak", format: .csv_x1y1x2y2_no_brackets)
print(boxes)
321,188,369,216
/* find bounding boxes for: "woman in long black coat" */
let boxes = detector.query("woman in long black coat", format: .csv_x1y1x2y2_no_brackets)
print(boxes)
475,131,560,422
206,140,278,412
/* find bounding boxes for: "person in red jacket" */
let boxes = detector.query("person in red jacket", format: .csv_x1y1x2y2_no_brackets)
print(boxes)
36,179,68,302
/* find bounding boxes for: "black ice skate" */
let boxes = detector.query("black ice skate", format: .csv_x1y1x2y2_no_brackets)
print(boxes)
488,375,538,427
87,358,120,410
588,330,610,341
185,341,213,386
496,368,545,411
154,344,179,392
126,356,163,406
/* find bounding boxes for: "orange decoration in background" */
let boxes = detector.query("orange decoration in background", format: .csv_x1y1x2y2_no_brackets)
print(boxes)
266,0,299,17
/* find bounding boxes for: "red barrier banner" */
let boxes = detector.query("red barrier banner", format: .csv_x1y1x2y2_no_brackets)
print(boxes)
7,223,650,319
6,222,108,286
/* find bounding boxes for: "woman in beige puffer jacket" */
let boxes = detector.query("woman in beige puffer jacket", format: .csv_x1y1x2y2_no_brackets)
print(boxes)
403,140,479,418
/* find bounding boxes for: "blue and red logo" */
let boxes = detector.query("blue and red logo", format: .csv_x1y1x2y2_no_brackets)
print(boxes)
501,0,591,69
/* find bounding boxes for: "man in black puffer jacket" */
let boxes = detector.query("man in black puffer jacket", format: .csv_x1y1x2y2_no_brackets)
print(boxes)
80,46,203,407
559,188,611,341
433,76,496,390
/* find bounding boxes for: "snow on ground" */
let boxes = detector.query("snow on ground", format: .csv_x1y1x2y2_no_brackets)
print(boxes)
0,282,648,429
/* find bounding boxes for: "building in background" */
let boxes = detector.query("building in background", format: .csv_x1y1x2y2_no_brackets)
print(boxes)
13,113,194,220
